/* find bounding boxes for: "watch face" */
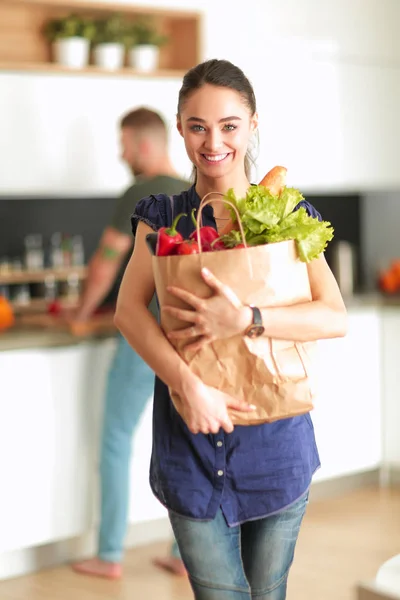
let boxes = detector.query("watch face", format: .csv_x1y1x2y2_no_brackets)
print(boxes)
246,325,265,339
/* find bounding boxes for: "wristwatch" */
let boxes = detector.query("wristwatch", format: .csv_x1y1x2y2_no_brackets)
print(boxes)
244,306,265,338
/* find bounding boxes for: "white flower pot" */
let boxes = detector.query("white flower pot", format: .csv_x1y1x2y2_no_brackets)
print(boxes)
129,45,159,72
94,43,125,70
53,38,90,69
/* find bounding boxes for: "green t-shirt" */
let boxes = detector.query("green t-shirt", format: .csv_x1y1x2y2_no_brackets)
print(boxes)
109,175,189,318
110,175,189,236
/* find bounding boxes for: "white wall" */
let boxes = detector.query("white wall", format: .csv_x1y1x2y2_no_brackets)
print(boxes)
0,75,190,195
83,0,400,64
1,0,400,195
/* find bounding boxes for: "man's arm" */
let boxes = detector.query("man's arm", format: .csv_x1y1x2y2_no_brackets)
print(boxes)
74,227,132,321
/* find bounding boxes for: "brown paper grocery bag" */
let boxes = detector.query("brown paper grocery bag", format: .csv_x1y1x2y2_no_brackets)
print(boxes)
152,236,317,426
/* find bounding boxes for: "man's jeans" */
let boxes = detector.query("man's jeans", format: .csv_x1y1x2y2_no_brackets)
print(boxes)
98,334,180,562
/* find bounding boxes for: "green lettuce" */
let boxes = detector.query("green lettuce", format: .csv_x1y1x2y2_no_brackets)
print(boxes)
223,185,334,262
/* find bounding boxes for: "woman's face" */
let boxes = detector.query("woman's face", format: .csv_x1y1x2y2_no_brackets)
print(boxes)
177,84,257,180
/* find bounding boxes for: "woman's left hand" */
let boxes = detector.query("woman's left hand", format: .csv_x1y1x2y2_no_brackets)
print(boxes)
162,267,252,352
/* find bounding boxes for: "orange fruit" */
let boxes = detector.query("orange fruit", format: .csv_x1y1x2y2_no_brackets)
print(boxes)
0,296,15,331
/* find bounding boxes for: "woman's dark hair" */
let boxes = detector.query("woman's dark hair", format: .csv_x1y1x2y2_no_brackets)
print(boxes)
178,59,258,180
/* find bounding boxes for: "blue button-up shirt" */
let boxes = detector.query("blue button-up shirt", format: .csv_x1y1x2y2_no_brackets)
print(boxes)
132,185,321,526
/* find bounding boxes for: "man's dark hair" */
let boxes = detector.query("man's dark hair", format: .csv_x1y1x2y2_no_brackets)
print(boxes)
120,107,167,141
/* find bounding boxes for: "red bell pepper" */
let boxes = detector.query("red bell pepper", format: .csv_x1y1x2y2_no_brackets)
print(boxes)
189,208,219,251
210,238,227,251
176,239,200,255
156,212,187,256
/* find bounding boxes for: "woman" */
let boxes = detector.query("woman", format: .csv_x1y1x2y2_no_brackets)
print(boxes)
115,59,347,600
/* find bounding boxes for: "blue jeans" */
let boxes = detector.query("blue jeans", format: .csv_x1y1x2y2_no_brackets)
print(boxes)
98,334,181,562
169,493,309,599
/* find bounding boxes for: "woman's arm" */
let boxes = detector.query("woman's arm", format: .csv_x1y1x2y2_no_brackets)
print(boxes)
257,254,347,341
164,254,347,350
114,221,255,434
114,221,189,394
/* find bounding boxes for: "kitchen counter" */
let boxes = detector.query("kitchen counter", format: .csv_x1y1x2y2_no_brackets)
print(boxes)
0,325,117,352
0,293,398,352
344,292,400,308
0,311,117,351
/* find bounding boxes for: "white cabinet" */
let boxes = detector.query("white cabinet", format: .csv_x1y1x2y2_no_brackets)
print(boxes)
254,51,400,191
0,340,114,553
255,54,345,190
0,336,165,555
335,64,400,190
312,309,382,481
381,310,400,468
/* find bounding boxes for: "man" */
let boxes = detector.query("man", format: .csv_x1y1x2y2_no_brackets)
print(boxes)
72,107,188,579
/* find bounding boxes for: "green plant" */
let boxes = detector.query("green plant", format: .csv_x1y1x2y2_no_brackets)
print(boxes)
126,18,169,48
93,13,129,45
43,14,95,41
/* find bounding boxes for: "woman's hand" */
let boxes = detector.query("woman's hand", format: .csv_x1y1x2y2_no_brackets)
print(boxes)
163,268,252,352
176,376,256,434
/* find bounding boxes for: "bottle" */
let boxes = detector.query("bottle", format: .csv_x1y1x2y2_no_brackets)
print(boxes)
24,234,44,271
0,257,11,275
66,272,80,301
13,284,31,306
50,233,64,269
44,274,57,301
71,235,85,267
331,241,357,297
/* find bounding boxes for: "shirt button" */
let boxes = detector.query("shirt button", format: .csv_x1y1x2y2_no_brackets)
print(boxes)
217,441,223,447
217,470,224,477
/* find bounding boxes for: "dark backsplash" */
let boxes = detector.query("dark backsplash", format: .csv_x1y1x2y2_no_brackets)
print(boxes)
304,193,364,289
0,191,364,299
0,195,116,259
0,194,120,304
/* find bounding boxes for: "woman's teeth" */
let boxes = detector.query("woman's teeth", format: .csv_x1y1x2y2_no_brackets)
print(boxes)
203,153,229,163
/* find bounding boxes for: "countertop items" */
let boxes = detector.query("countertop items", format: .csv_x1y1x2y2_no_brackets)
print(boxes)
0,312,116,351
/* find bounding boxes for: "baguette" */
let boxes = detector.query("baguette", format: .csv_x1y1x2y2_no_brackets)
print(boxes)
258,165,287,196
219,165,287,236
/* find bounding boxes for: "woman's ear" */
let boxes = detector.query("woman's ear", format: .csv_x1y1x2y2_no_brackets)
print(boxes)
176,117,183,138
251,112,259,133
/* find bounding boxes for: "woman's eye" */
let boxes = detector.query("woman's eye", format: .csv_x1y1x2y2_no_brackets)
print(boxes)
190,125,205,132
223,124,237,131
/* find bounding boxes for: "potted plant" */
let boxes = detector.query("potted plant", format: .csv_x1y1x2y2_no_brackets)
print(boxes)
92,14,127,70
44,14,95,69
126,18,168,72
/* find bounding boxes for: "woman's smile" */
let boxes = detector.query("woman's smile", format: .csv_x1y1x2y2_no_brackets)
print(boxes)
201,152,233,164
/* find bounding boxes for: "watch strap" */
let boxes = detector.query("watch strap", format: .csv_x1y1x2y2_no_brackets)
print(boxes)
244,305,265,338
250,305,262,326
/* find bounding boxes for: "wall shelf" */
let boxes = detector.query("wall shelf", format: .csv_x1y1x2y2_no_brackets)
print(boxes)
11,297,79,314
0,61,187,78
0,266,87,286
0,0,201,76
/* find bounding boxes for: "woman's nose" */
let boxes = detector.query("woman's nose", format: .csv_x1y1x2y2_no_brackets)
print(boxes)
204,129,223,152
